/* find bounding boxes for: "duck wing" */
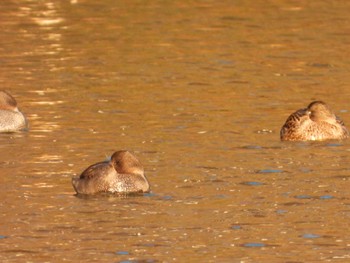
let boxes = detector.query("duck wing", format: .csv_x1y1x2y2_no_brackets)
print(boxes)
79,161,111,179
282,108,308,129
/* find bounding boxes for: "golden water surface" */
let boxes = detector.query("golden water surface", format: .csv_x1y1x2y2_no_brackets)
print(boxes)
1,0,350,262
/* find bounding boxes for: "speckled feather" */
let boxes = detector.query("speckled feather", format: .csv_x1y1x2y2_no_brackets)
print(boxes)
72,151,150,195
0,91,27,132
0,110,26,132
280,101,349,141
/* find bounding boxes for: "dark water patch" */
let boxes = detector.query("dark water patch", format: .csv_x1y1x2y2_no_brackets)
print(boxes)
82,237,113,241
208,178,226,183
307,63,333,68
111,232,138,237
93,220,116,224
51,225,80,231
196,166,219,170
136,243,167,248
309,142,346,148
301,233,320,239
201,66,220,71
225,80,249,84
116,251,129,255
294,195,334,200
144,192,156,197
177,185,194,189
246,23,263,29
312,243,338,247
75,209,119,215
300,168,312,173
295,195,312,199
257,169,284,174
216,59,234,66
282,202,305,206
325,143,343,147
240,181,264,186
267,55,297,59
221,16,250,22
214,194,228,199
246,209,267,218
286,73,311,77
241,145,263,149
253,214,266,218
276,209,287,214
120,260,157,263
186,196,204,200
320,195,334,200
172,125,187,130
188,82,211,86
110,110,127,114
162,195,173,200
242,242,266,248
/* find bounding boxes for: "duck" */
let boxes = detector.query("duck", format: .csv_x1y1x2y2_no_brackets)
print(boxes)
0,90,27,132
280,101,349,141
72,150,150,195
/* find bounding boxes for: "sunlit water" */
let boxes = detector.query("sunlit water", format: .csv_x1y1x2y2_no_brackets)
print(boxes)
1,0,350,262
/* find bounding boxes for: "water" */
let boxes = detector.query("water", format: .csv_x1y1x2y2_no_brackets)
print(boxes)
1,0,350,262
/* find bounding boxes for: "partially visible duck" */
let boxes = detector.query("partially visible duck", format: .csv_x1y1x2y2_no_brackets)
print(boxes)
72,150,150,195
280,101,349,141
0,90,27,132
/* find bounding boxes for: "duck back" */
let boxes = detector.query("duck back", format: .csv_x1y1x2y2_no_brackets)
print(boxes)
72,151,150,195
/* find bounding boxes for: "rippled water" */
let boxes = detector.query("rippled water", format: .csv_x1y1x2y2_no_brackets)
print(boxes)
1,0,350,262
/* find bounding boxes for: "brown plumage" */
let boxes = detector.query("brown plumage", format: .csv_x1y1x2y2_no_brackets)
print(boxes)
72,151,150,195
0,90,27,132
280,101,349,141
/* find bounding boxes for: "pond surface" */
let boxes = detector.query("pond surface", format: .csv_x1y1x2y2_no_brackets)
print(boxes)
1,0,350,262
